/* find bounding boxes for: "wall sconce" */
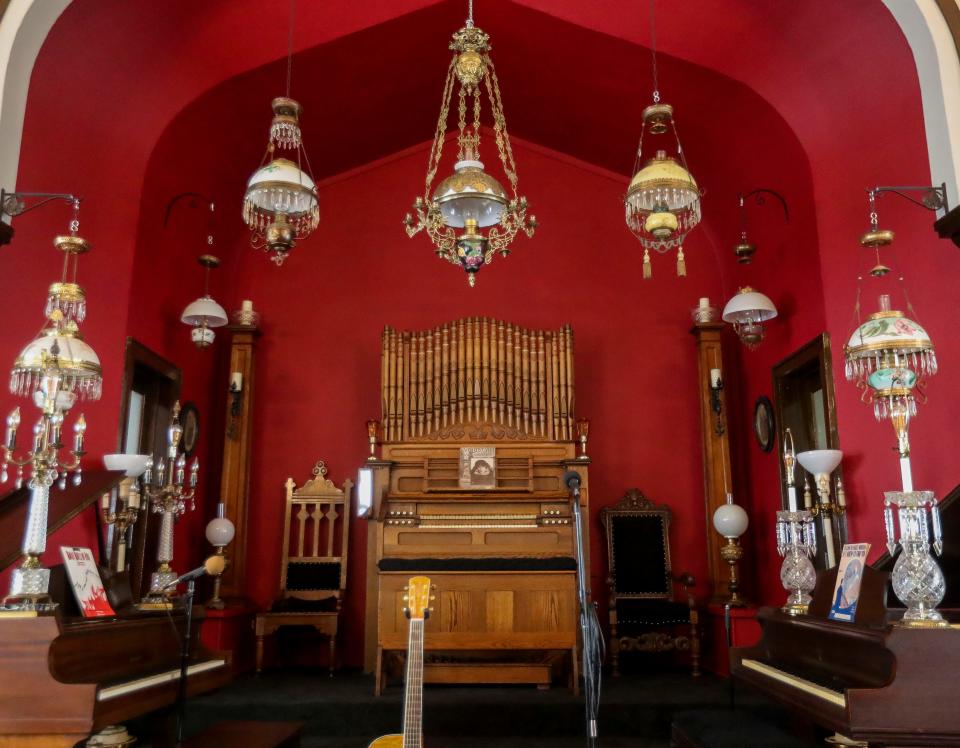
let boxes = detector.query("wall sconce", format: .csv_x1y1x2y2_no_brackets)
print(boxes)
226,372,243,439
797,449,844,568
709,368,724,436
732,188,789,264
0,189,82,247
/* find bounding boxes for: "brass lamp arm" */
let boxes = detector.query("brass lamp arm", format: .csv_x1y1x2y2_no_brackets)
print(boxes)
868,184,949,213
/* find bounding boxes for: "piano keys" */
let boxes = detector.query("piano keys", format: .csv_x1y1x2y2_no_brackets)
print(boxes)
731,563,960,745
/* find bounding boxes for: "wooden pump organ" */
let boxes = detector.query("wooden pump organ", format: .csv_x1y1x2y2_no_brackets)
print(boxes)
364,318,590,693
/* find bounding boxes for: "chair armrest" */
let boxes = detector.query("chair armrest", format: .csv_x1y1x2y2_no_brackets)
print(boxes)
672,572,696,607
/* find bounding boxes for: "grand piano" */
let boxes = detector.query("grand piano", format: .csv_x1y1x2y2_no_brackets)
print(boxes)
731,484,960,747
0,471,231,747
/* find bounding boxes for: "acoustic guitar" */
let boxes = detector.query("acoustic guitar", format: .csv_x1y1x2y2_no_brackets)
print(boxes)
369,575,433,748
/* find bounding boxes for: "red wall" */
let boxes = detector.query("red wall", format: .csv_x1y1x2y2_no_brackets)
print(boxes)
2,0,956,667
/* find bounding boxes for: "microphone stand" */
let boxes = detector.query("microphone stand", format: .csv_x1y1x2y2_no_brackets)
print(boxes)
565,472,602,748
175,579,196,745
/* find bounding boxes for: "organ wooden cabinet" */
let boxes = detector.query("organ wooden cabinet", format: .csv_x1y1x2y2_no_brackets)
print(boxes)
365,318,590,693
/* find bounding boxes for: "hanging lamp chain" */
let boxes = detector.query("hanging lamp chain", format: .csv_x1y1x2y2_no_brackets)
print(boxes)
285,0,296,97
649,0,660,103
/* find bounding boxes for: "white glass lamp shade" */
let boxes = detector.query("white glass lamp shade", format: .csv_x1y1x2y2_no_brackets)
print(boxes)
626,152,700,213
722,287,778,324
206,516,235,548
181,296,228,328
244,158,318,215
103,453,151,477
796,449,843,476
713,502,749,539
11,327,102,402
434,160,508,228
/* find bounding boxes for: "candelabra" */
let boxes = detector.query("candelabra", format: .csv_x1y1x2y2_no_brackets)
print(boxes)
2,346,88,610
101,454,150,572
797,449,844,568
204,503,235,609
576,418,590,459
776,430,817,615
139,402,199,610
884,490,947,627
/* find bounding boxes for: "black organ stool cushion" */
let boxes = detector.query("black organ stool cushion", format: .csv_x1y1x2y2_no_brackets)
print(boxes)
284,561,342,592
378,556,578,572
600,488,702,677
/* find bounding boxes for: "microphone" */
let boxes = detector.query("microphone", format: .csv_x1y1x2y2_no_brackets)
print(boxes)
162,555,225,590
563,470,582,498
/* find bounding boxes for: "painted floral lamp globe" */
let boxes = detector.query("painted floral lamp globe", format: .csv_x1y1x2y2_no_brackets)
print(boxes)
844,293,936,456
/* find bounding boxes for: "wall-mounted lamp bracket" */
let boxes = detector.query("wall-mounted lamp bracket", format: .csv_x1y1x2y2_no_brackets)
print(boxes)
868,184,948,213
0,189,82,219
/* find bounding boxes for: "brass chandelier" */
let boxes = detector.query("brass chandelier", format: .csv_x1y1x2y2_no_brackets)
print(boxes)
403,0,536,287
624,1,702,279
242,1,319,266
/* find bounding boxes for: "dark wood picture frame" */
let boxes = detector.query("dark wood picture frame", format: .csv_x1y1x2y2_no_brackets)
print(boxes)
179,402,200,457
753,396,775,453
118,338,181,601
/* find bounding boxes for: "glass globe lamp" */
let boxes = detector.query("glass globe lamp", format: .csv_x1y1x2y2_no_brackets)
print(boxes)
205,502,235,609
722,287,778,350
712,495,748,605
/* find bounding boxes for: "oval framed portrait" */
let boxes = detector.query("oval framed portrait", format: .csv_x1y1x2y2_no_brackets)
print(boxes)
754,396,775,453
180,402,200,457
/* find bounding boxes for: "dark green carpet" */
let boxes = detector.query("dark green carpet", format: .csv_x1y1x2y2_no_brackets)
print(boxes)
130,669,818,747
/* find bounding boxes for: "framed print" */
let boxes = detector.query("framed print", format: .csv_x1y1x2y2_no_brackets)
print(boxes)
754,396,774,453
180,402,200,457
459,446,496,489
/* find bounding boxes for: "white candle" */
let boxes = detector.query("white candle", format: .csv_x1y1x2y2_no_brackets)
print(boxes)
699,297,710,309
710,368,722,389
241,299,253,313
900,456,913,493
822,515,837,568
787,485,798,513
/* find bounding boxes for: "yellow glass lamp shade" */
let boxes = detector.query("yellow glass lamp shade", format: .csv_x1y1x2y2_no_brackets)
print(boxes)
643,208,679,238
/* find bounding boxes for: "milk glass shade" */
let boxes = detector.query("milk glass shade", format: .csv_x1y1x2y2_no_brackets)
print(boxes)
180,297,228,328
205,516,235,548
244,158,319,234
722,287,778,350
434,160,508,228
796,449,843,476
103,453,151,477
713,502,749,538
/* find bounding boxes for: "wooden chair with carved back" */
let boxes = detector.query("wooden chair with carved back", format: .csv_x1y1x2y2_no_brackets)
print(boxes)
255,460,353,675
600,488,700,677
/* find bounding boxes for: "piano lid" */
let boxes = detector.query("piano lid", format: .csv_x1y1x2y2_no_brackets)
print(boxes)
0,469,125,570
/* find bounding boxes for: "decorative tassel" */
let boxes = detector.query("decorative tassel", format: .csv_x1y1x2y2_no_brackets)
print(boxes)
676,246,687,277
642,249,652,279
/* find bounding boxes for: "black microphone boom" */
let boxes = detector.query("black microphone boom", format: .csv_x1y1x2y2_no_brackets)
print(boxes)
161,555,225,590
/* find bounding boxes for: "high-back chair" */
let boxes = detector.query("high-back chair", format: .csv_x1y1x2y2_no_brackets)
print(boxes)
254,460,353,675
600,488,700,677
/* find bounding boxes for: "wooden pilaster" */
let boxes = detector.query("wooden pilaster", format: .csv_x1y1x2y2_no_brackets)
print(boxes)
218,324,261,599
692,322,733,602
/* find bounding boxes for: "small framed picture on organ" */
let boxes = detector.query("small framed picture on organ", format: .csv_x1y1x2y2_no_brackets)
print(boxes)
60,546,115,618
459,446,497,489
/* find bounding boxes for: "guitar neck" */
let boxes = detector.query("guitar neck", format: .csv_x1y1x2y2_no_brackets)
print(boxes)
401,618,425,748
